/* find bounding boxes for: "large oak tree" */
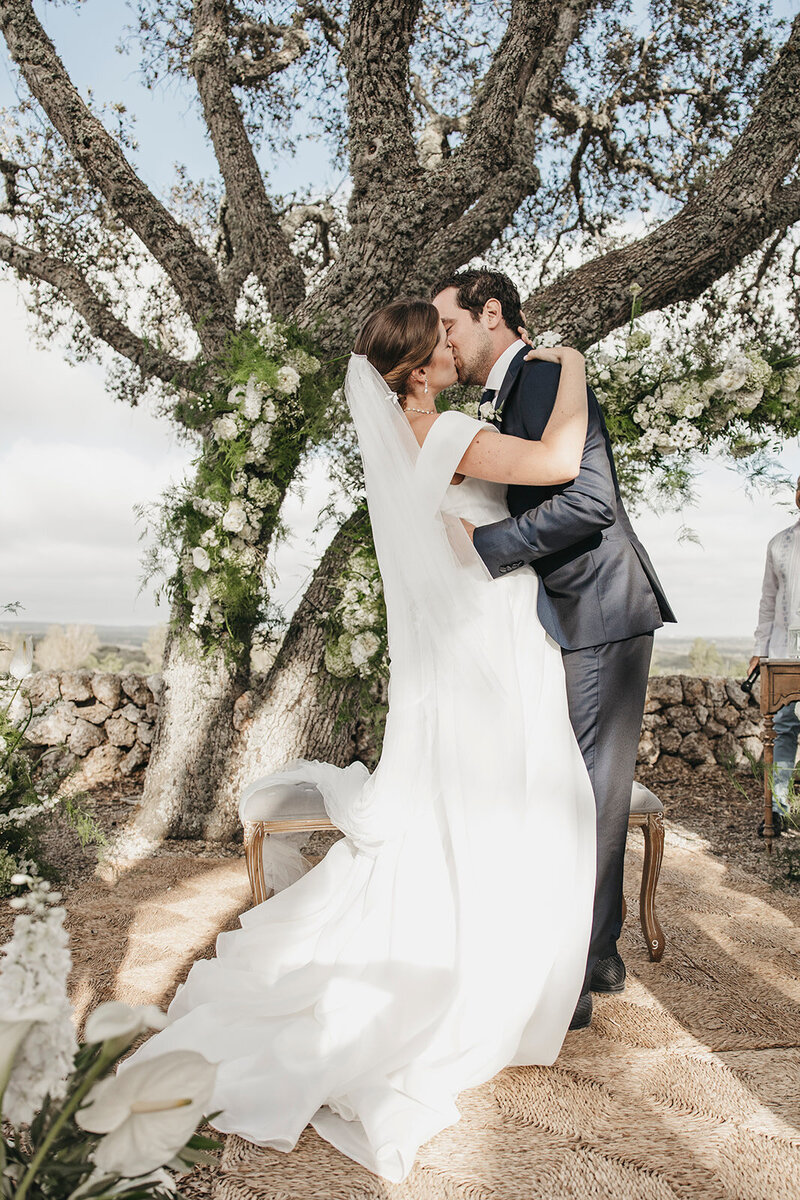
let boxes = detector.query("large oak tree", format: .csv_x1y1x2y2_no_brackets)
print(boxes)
1,0,799,845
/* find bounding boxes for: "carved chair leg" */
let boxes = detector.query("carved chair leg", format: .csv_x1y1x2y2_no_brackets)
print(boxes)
640,813,666,961
244,822,273,906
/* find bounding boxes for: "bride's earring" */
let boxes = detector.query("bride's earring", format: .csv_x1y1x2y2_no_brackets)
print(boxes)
424,375,429,395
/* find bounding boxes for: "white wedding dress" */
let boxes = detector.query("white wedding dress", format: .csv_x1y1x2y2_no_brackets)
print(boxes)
125,357,596,1183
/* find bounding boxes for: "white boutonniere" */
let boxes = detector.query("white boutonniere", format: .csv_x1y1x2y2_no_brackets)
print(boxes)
478,400,498,422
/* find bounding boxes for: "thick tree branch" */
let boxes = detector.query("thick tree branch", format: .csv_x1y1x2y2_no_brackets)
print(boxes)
0,0,234,360
411,74,468,171
227,13,311,84
526,17,800,345
345,0,422,196
190,0,305,315
443,0,589,193
0,153,22,214
0,233,205,391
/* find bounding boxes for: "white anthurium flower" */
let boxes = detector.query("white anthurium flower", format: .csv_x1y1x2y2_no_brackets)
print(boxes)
9,638,33,680
191,546,211,572
83,1002,168,1046
76,1050,217,1178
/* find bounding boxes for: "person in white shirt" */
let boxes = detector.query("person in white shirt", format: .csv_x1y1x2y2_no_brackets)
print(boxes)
749,475,800,831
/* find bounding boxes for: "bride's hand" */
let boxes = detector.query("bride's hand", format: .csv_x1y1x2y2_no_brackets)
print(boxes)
461,518,476,542
524,345,584,366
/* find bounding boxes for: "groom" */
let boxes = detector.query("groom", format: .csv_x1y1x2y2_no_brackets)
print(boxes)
433,269,675,1028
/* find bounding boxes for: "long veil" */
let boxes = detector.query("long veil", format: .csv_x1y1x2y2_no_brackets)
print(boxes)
242,353,493,865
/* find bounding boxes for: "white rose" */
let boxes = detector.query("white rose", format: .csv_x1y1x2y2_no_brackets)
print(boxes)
191,546,211,572
213,414,239,442
222,501,247,533
276,365,301,394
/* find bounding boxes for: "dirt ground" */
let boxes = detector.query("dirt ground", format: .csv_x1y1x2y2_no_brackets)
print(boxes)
2,762,798,1200
44,757,800,894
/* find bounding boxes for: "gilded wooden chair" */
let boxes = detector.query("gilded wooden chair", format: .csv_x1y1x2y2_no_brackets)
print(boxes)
241,777,666,961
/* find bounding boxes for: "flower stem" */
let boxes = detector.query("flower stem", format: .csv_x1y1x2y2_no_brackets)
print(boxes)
13,1047,117,1200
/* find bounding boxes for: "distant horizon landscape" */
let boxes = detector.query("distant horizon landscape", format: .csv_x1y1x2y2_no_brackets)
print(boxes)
1,619,757,679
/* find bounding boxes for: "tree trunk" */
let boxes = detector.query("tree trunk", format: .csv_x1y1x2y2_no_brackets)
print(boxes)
111,630,248,855
112,511,366,854
219,511,370,827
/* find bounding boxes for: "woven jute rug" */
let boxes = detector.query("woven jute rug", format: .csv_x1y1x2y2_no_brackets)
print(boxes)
61,831,800,1200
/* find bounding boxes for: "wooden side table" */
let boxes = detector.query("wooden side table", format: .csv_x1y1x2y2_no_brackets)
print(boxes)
759,657,800,852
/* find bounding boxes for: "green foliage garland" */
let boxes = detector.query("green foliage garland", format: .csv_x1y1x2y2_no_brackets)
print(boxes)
139,324,344,665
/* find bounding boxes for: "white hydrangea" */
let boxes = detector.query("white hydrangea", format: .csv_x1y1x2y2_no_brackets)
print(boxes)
325,633,354,678
248,478,280,508
743,351,772,392
626,330,651,352
531,329,562,348
212,414,239,442
222,500,247,533
0,877,77,1127
351,631,380,670
257,320,288,356
241,375,264,422
276,365,301,395
191,546,211,572
735,389,763,414
781,367,800,395
192,497,224,519
285,349,321,376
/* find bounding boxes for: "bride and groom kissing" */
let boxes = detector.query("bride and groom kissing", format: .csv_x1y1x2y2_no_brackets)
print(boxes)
125,267,675,1182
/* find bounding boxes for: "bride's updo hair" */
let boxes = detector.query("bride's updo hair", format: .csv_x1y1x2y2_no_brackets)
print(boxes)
354,300,440,407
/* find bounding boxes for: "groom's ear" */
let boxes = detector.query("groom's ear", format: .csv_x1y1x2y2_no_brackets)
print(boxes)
483,299,503,329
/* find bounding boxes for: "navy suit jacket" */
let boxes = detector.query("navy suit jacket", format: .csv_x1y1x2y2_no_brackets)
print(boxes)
472,348,676,650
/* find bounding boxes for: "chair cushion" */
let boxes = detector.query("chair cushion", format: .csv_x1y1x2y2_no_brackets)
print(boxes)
241,780,328,823
630,781,663,814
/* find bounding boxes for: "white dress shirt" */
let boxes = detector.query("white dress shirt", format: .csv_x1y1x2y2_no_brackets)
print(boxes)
485,339,528,396
754,518,800,657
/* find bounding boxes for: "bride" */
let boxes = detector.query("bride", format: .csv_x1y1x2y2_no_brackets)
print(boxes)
124,300,597,1183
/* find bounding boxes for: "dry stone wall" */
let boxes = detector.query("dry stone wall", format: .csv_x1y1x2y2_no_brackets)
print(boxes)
19,670,162,785
15,670,764,783
638,674,763,771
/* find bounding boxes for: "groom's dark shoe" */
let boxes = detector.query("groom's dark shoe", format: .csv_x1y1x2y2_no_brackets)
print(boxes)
590,953,626,994
568,990,592,1030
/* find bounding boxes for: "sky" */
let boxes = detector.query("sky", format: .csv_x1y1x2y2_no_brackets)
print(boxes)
1,1,800,641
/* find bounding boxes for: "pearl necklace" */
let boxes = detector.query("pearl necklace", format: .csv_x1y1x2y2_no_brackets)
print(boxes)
404,406,436,415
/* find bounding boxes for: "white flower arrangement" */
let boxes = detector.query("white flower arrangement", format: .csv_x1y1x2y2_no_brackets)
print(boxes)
156,335,337,658
325,548,388,680
276,365,301,394
0,874,219,1199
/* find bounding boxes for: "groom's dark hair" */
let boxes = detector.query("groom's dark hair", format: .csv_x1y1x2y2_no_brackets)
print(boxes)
433,268,525,333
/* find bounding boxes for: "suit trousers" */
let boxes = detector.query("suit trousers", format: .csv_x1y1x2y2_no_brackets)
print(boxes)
561,631,654,987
